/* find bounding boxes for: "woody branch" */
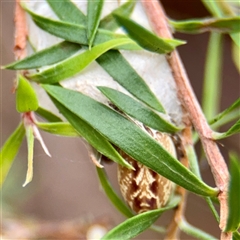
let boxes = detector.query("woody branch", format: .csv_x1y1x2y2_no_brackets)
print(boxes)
142,1,230,240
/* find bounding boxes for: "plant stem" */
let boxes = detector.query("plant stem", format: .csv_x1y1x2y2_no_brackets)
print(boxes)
179,218,218,240
14,0,28,60
202,32,223,121
142,1,231,239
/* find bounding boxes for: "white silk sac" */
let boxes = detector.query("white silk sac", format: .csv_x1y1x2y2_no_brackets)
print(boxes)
24,0,183,126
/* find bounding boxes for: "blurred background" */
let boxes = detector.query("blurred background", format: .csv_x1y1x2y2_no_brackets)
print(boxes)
1,0,239,239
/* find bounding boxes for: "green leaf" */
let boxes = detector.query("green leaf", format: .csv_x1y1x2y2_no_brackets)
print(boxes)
225,153,240,232
213,119,240,139
202,33,223,121
231,32,240,49
44,85,218,197
44,0,162,113
3,41,81,70
209,98,240,125
102,196,181,240
99,1,136,31
232,40,240,72
170,17,240,34
0,123,25,187
96,167,133,218
186,145,220,222
36,106,63,122
22,4,139,51
47,0,85,24
16,75,39,113
233,231,240,240
28,38,133,84
96,50,164,112
49,95,133,170
98,86,180,133
179,218,218,240
37,122,79,137
201,0,223,17
113,13,185,54
87,0,104,48
22,125,34,187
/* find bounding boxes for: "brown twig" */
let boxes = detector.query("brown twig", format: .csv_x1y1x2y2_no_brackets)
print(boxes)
14,0,27,60
142,1,230,239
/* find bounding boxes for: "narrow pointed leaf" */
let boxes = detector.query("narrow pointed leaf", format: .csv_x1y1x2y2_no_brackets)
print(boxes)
47,0,85,24
0,123,25,187
37,122,79,137
36,106,63,122
225,153,240,232
99,1,136,31
96,167,133,218
213,119,240,139
45,0,162,112
179,219,218,240
96,50,165,112
209,98,240,125
87,0,104,48
44,85,218,197
170,17,240,34
22,126,34,187
233,231,240,240
102,196,181,240
201,0,223,17
232,41,240,73
113,13,185,54
28,38,133,84
16,75,39,113
202,33,223,121
98,86,179,133
210,109,240,131
22,4,139,50
49,96,133,170
186,145,220,222
3,41,81,70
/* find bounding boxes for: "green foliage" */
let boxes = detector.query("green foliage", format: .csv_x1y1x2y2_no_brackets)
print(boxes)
22,125,34,187
96,167,133,218
28,38,133,84
50,96,133,170
170,16,240,34
98,86,180,133
99,1,136,31
46,0,85,24
36,106,63,122
102,196,181,239
202,33,223,120
0,123,25,186
96,50,165,112
213,119,240,139
3,41,81,70
43,84,218,197
21,3,140,51
2,1,240,239
87,0,104,48
37,122,79,137
225,153,240,232
209,98,240,125
179,219,218,240
43,0,165,112
16,75,39,113
113,13,185,54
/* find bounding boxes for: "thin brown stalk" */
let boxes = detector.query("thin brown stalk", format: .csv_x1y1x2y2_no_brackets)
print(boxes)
165,130,190,239
142,1,230,239
14,0,27,60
